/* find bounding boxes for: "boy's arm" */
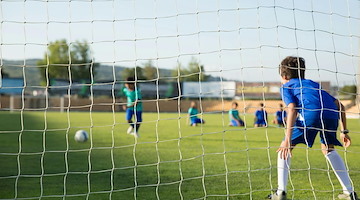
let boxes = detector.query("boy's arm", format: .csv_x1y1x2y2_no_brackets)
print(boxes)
187,109,191,125
334,99,347,131
334,99,351,148
124,102,135,108
277,103,297,159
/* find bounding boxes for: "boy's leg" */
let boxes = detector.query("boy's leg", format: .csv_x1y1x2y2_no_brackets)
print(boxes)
134,111,142,133
276,143,293,195
274,122,309,197
190,118,195,126
126,109,135,134
323,145,354,195
128,111,142,138
238,119,244,126
195,118,203,125
269,143,294,199
320,119,354,196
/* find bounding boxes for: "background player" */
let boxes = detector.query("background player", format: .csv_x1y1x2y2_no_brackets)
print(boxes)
269,56,357,200
229,102,245,127
122,77,142,138
254,103,268,127
273,103,287,127
188,101,205,126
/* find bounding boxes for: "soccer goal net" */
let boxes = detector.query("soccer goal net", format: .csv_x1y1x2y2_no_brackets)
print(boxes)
0,0,359,199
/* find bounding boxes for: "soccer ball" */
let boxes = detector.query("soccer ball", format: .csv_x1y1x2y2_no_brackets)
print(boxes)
74,130,89,143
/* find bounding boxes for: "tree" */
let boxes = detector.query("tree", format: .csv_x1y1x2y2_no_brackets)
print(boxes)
171,62,188,82
185,57,209,82
70,41,98,80
142,60,158,80
171,58,209,82
37,39,97,84
121,66,146,80
340,85,357,100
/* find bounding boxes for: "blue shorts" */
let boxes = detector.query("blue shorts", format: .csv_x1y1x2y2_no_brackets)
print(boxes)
231,119,244,126
291,118,342,147
276,119,285,126
190,118,204,125
126,109,142,122
255,119,267,126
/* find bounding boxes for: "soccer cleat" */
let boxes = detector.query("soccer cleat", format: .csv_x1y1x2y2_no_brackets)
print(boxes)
127,126,133,134
267,191,286,200
130,131,140,138
338,192,358,200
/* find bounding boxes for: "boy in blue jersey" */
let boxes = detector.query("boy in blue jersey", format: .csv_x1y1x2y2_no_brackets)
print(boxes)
254,103,268,127
122,77,142,138
269,56,357,200
188,101,205,126
273,103,287,127
229,102,244,127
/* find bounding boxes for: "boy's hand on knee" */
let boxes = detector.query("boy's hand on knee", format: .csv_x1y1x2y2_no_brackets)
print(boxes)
341,133,351,148
277,140,292,160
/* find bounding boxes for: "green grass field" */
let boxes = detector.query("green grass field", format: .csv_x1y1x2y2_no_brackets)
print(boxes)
0,111,359,200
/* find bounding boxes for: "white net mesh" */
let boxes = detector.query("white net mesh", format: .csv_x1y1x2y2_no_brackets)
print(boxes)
0,0,359,199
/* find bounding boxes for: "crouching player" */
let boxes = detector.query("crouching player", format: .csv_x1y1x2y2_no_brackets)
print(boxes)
188,101,205,126
273,103,287,127
254,103,268,127
269,56,357,200
229,102,245,127
122,77,142,138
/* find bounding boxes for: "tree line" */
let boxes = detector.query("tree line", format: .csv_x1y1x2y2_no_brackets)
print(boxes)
37,39,209,83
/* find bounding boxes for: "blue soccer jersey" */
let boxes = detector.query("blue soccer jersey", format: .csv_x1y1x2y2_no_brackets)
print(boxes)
281,78,338,121
281,78,341,147
255,110,267,122
276,110,287,121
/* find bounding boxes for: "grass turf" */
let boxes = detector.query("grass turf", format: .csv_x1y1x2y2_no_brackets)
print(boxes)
0,111,359,200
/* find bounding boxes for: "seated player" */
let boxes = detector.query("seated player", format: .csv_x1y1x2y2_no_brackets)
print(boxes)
229,102,245,127
188,101,205,126
273,103,287,127
254,103,268,127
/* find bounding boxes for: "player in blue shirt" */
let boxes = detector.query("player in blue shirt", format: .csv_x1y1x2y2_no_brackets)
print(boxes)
229,102,244,127
188,101,205,126
269,56,357,200
122,77,142,138
273,103,287,127
254,103,268,127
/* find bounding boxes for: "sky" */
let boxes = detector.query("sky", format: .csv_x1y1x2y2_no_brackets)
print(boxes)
0,0,359,86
